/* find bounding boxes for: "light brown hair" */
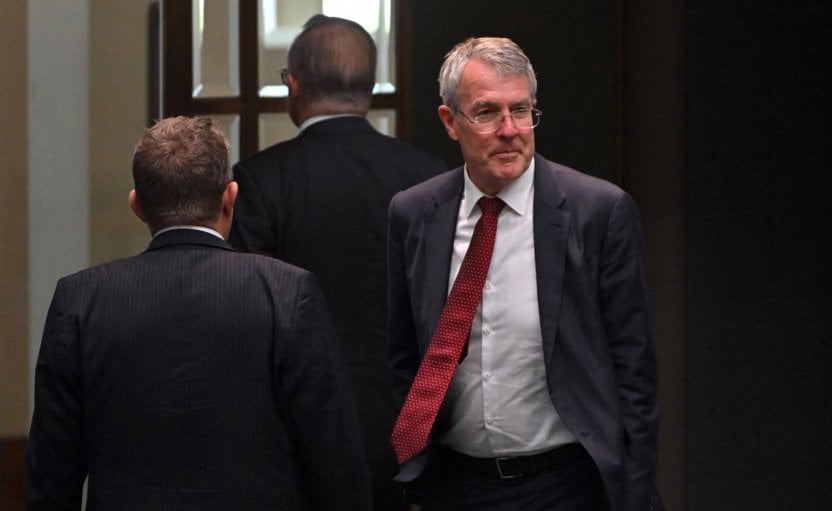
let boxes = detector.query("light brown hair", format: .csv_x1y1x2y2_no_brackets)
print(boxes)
132,116,231,231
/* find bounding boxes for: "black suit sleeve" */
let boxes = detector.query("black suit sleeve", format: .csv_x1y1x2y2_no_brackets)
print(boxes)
386,194,422,411
229,161,278,256
599,192,663,510
26,280,87,510
276,271,373,510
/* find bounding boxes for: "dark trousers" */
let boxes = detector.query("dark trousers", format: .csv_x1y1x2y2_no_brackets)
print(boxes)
374,480,405,511
406,443,610,511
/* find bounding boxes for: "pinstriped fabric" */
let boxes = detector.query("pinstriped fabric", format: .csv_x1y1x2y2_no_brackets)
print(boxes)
390,197,504,464
27,229,372,509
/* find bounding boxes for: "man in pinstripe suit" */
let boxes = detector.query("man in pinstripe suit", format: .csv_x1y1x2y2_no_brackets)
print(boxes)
26,116,372,510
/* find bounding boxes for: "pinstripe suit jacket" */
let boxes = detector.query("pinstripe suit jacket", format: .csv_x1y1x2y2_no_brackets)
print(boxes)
26,228,371,510
388,155,663,510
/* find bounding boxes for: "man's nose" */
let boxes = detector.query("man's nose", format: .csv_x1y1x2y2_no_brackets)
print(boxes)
495,112,519,136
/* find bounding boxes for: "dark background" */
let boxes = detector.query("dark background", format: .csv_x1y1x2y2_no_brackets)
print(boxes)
682,1,830,507
402,0,831,509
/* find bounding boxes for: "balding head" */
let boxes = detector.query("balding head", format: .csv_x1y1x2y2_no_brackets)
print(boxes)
287,15,376,118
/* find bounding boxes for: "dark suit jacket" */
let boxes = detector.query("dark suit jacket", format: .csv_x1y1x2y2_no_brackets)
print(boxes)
229,116,447,486
26,229,372,510
388,155,663,510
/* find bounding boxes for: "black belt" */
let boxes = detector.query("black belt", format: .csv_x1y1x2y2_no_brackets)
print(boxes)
440,443,586,480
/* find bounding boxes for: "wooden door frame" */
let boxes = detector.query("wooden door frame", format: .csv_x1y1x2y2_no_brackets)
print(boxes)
159,0,411,160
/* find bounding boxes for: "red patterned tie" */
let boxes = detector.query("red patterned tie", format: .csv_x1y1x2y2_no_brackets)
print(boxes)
390,197,505,464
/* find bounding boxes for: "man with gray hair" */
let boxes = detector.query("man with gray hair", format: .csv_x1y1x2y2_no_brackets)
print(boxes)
388,37,663,510
230,15,446,510
26,116,372,510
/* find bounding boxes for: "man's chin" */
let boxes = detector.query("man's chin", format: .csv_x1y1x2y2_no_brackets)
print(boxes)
491,159,528,177
492,151,531,168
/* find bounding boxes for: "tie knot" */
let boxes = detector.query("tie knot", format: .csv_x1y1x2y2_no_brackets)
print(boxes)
478,197,504,217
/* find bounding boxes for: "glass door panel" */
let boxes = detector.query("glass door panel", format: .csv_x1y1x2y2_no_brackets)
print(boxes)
257,0,393,97
213,114,241,162
259,113,297,150
192,0,240,98
257,0,319,97
367,109,396,137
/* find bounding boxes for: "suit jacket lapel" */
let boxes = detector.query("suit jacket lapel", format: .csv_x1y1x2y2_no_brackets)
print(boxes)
419,171,464,350
532,156,570,366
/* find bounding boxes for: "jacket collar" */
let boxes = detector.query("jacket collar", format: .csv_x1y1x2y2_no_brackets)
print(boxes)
298,115,376,137
145,228,236,253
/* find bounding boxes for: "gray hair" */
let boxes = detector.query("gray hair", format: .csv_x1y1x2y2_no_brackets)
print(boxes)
438,37,537,108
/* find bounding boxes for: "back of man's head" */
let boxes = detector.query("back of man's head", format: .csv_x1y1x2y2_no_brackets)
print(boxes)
132,116,231,233
287,15,376,113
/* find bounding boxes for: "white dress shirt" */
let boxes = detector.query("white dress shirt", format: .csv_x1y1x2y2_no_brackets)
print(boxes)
438,160,577,457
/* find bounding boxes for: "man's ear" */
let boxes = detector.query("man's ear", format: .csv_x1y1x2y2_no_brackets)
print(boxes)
214,181,239,240
222,181,238,219
128,189,147,223
287,73,300,98
438,105,459,141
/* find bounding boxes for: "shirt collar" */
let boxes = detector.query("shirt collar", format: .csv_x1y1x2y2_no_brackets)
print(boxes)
461,158,535,218
298,113,364,132
154,225,224,240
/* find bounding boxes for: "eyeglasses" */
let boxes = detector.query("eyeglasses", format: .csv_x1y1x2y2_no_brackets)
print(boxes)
280,68,289,86
455,107,542,133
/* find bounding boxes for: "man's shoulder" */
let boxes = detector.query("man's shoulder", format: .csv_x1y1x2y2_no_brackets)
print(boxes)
536,155,625,197
234,136,302,175
57,250,145,284
235,120,446,177
371,133,446,165
230,249,308,276
391,167,461,207
62,238,309,283
314,121,446,171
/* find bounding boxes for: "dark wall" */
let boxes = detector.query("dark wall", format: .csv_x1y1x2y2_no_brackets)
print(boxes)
684,1,832,508
406,0,620,182
405,0,832,508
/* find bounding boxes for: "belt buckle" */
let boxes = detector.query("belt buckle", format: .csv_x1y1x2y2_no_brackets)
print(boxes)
495,457,523,479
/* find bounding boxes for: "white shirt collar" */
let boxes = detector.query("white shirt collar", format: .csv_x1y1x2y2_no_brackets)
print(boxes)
298,113,364,132
154,225,224,240
461,158,535,218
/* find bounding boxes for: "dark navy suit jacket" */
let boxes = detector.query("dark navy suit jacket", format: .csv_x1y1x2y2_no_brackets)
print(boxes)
27,229,371,510
387,155,663,510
